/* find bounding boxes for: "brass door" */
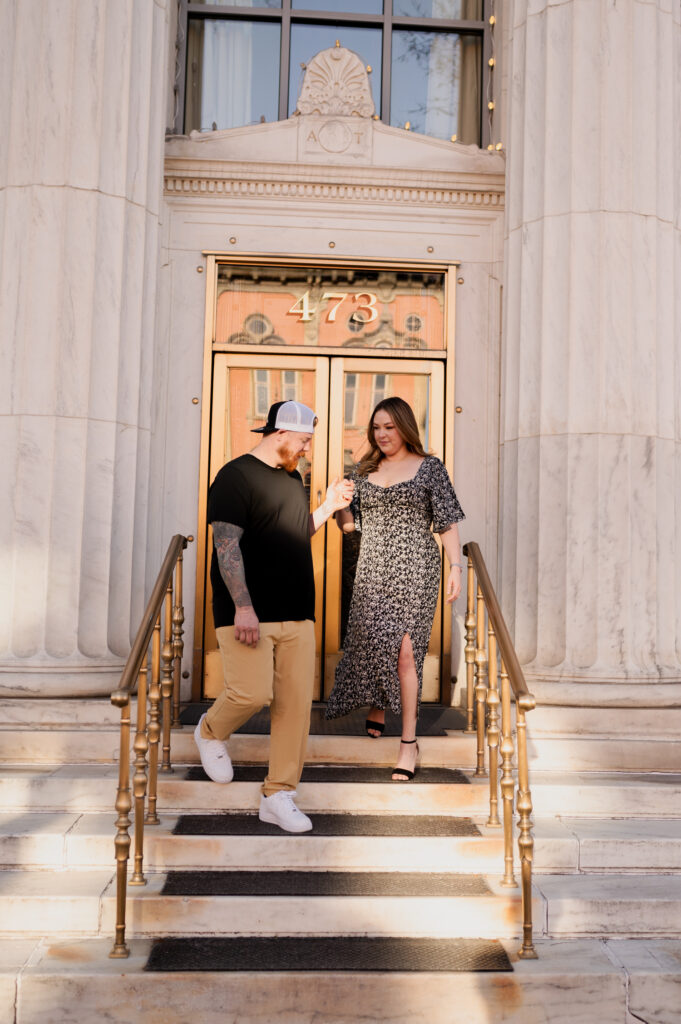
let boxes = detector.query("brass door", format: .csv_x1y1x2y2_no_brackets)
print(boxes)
324,358,446,701
202,353,447,701
203,354,329,698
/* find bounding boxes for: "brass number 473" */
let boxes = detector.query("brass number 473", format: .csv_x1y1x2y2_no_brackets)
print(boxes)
287,291,379,324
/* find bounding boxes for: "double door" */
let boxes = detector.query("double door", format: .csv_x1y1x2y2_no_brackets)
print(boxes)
202,352,447,701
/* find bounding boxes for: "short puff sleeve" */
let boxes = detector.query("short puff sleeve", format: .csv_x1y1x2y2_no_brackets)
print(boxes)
427,457,465,533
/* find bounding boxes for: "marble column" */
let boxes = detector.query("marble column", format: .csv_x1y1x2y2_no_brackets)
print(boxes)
500,0,681,705
0,0,170,695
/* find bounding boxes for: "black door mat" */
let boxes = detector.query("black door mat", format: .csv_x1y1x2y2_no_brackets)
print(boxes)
184,764,470,784
172,812,481,838
160,870,492,897
180,703,466,736
145,936,512,973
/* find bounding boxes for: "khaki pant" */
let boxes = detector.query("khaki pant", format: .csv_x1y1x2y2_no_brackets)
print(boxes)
202,619,315,796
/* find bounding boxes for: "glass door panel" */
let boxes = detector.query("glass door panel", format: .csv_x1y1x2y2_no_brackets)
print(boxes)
324,358,446,700
204,354,329,698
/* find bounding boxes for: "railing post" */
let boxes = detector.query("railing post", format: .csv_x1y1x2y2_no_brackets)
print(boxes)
474,583,488,777
160,581,174,773
463,553,476,733
109,696,132,958
516,695,538,959
130,659,149,886
486,625,500,826
145,614,162,825
171,551,185,730
499,658,517,887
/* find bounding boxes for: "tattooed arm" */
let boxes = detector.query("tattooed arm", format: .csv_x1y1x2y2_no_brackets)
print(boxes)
212,521,259,647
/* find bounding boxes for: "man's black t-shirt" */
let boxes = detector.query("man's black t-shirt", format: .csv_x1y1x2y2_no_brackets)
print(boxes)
207,453,314,628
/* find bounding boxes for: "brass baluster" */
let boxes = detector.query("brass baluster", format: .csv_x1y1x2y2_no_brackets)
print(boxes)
171,551,185,729
486,624,500,826
474,583,488,776
463,555,476,733
516,694,538,958
109,695,132,958
160,581,174,773
130,657,149,886
499,658,517,887
145,614,162,825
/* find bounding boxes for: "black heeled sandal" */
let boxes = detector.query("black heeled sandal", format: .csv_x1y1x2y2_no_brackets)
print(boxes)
365,715,385,737
391,738,419,781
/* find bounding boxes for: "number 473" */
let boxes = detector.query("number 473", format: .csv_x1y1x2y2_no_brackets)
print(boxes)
287,290,378,324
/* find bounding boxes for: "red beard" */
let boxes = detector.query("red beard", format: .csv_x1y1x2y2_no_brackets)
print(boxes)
277,442,302,473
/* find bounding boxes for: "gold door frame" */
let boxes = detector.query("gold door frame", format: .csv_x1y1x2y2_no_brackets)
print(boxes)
192,254,458,701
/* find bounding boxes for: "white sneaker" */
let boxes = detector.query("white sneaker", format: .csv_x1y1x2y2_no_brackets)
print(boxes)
193,714,233,783
259,790,313,833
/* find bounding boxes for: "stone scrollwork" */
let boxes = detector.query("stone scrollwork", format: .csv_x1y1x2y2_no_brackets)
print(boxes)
296,46,375,118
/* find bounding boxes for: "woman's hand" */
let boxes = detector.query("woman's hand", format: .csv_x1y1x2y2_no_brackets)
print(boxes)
446,565,462,603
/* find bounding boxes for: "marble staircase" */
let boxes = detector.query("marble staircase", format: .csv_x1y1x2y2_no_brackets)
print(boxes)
1,702,681,1023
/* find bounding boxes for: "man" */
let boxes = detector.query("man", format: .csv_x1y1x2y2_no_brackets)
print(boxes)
194,400,353,833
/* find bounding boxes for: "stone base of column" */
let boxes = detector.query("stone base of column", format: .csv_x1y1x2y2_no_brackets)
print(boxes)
0,661,126,698
524,672,681,708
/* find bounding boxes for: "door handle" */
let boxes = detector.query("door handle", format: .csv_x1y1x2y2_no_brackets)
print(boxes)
317,490,322,507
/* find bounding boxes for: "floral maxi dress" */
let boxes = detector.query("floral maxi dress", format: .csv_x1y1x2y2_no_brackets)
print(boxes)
325,455,465,719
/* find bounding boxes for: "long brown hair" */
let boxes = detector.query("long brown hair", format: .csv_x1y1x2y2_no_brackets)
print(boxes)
356,396,428,476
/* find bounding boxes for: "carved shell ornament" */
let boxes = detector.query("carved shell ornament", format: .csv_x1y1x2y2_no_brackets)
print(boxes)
295,46,375,118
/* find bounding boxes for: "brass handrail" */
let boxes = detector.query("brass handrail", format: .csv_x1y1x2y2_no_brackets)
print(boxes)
109,534,190,958
462,541,538,959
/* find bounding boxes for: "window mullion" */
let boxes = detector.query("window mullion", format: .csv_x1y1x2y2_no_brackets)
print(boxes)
280,0,291,120
382,0,392,124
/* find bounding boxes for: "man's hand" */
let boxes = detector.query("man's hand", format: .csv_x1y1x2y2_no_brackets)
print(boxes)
311,477,354,534
234,605,260,647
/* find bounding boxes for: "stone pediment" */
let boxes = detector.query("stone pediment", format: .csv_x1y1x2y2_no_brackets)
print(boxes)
166,118,503,176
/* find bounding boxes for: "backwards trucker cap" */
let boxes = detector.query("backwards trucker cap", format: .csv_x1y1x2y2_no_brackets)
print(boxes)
251,400,318,434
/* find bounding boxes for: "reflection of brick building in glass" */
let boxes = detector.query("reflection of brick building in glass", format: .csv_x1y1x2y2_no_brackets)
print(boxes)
216,268,444,351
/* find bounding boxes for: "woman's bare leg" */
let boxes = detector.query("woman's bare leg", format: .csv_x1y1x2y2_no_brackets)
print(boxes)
392,634,419,778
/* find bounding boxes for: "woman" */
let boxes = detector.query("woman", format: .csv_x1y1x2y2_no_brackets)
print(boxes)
325,396,465,781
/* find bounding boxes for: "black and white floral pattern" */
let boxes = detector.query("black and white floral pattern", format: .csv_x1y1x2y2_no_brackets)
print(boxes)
325,455,465,719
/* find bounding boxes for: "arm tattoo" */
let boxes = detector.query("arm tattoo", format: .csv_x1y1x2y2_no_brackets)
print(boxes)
212,521,252,608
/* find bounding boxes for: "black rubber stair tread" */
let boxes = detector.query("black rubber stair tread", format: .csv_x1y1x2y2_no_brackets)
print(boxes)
184,764,470,784
173,812,480,837
145,936,512,973
180,703,467,736
160,870,492,897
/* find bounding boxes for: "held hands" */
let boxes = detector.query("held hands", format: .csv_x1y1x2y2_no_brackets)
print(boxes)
446,565,462,604
234,605,259,647
324,476,354,514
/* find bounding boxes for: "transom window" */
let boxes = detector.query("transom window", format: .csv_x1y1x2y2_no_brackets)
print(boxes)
178,0,489,145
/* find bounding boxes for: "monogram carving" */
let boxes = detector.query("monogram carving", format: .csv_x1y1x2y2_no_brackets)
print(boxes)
296,46,375,118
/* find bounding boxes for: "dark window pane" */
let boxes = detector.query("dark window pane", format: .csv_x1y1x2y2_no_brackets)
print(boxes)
289,25,382,115
185,18,281,131
393,0,482,16
193,0,282,7
390,30,480,143
292,0,382,11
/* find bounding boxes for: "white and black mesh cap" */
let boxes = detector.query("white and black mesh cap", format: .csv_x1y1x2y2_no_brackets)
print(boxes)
251,400,318,434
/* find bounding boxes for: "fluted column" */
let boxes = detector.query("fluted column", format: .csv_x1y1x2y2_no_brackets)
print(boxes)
0,0,169,695
500,0,681,705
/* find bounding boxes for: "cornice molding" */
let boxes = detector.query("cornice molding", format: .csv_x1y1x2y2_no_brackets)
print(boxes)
163,164,505,209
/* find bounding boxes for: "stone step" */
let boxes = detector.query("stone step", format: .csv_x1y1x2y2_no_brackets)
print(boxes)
2,813,681,874
535,874,681,938
3,867,681,941
2,765,680,817
5,937,681,1023
0,867,527,940
2,724,681,772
